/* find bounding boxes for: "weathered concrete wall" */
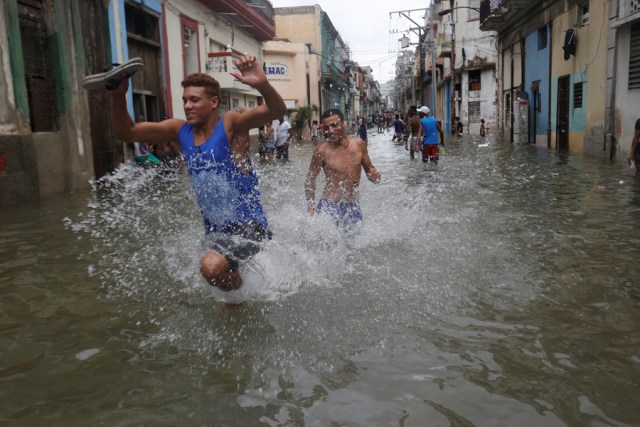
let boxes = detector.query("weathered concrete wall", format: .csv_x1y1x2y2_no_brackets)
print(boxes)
0,134,39,204
1,0,95,205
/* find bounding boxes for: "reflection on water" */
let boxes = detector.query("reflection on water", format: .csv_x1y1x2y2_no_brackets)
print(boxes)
1,133,640,426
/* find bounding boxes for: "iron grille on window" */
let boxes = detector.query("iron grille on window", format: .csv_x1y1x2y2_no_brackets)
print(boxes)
504,92,511,118
469,101,481,123
468,70,481,91
630,22,640,89
573,81,583,108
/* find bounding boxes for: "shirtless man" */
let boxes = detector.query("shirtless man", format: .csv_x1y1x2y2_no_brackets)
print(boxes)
406,106,421,159
107,53,286,291
305,109,381,236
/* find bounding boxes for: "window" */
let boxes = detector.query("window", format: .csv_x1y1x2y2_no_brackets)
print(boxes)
573,81,583,108
468,70,481,91
538,26,547,50
538,91,542,113
505,92,512,121
125,3,160,42
580,4,589,26
232,98,240,109
181,15,200,75
468,101,481,123
469,0,480,20
630,21,640,89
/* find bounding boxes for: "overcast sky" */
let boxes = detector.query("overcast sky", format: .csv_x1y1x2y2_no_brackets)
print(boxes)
271,0,433,84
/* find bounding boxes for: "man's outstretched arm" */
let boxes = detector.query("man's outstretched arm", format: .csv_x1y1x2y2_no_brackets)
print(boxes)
110,80,182,144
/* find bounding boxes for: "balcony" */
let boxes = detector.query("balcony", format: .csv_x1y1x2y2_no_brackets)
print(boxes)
612,0,640,28
437,33,452,58
321,62,350,90
206,53,260,95
199,0,275,41
480,0,505,31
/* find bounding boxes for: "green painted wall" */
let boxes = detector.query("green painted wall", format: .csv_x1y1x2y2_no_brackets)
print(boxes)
51,0,72,114
4,0,29,117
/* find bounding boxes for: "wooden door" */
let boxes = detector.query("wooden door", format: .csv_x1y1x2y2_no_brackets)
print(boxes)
79,0,122,178
556,75,570,151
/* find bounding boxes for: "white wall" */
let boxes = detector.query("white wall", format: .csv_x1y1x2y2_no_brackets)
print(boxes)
615,23,640,155
163,0,263,119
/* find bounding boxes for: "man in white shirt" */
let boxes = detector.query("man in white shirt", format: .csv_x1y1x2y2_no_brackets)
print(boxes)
275,117,292,160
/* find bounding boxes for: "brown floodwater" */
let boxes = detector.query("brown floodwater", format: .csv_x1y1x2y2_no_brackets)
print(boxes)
1,132,639,426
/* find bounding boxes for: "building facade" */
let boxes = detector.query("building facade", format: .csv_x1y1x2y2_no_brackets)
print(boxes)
434,0,498,135
0,0,387,204
1,0,102,204
480,0,640,158
163,0,275,124
274,6,353,126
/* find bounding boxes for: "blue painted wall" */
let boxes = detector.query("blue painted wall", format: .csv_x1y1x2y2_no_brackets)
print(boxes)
523,25,551,142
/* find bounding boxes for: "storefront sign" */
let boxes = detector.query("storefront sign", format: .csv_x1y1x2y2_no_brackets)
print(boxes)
264,61,291,81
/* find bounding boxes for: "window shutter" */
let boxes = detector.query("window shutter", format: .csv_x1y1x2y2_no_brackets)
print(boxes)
630,22,640,89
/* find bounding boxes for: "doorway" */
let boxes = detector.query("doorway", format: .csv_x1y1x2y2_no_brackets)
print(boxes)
556,75,570,150
79,0,122,178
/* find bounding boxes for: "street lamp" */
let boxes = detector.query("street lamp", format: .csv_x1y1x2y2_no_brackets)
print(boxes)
438,7,480,16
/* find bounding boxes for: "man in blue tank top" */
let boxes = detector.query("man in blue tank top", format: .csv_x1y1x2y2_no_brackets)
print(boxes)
108,53,286,291
417,106,444,164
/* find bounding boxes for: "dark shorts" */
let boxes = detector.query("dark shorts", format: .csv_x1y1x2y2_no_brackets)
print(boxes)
635,148,640,163
264,142,275,153
204,222,271,271
316,198,363,236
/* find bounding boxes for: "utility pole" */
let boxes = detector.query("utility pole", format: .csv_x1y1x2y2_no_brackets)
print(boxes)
451,21,456,135
429,2,438,118
390,8,428,108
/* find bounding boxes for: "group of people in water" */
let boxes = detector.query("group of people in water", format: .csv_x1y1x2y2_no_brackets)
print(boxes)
97,53,452,292
99,54,380,290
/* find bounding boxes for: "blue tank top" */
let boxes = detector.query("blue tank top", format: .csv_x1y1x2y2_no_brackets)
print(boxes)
178,121,268,234
420,116,439,145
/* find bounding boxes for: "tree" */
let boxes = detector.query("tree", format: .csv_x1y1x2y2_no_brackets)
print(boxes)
289,104,318,140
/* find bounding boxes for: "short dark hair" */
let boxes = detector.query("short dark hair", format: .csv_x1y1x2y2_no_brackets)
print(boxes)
181,73,220,99
322,109,343,121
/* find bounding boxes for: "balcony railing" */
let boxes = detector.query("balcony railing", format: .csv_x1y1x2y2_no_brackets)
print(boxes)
206,52,259,94
321,63,350,89
480,0,505,31
200,0,275,41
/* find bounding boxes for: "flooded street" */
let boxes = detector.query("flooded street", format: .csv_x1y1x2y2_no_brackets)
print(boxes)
1,130,640,426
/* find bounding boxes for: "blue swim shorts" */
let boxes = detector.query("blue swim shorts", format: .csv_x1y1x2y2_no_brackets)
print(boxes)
316,198,363,236
204,221,272,271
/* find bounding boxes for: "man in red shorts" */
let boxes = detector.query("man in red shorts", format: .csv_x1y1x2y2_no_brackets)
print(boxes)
417,106,444,164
